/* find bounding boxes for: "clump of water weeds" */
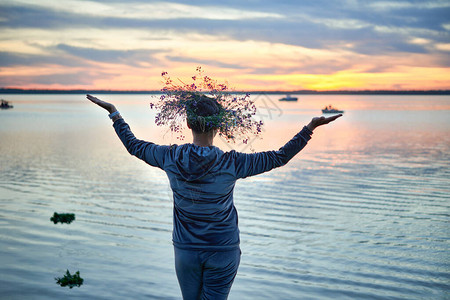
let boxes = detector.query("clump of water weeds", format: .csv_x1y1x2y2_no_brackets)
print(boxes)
50,212,75,224
55,270,84,288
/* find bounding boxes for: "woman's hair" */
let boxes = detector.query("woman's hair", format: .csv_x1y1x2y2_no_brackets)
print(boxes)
185,93,222,133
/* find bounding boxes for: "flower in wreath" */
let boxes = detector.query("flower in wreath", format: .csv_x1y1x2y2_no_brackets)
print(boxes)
150,67,263,144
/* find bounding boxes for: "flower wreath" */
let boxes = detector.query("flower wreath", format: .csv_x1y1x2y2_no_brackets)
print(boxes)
150,67,263,144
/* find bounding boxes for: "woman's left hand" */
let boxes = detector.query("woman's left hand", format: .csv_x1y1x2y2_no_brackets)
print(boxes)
86,94,116,113
307,114,342,131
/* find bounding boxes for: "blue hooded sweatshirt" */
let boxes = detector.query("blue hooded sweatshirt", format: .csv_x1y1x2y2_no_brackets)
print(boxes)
113,118,312,251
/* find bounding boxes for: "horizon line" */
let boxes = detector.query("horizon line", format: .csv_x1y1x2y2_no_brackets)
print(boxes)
0,88,449,95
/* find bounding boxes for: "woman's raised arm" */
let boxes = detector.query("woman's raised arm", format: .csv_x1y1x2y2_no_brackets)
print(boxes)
234,114,343,178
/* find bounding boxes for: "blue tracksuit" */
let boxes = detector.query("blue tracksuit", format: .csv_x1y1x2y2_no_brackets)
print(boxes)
113,118,313,299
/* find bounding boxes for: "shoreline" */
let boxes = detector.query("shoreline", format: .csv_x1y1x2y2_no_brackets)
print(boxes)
1,88,449,95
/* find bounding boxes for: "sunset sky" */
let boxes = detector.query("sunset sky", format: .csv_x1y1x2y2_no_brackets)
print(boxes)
0,0,449,91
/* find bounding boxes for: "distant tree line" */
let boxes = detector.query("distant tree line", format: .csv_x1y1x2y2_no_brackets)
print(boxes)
0,88,449,95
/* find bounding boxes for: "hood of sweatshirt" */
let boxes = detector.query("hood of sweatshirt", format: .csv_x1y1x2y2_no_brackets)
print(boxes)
174,144,224,181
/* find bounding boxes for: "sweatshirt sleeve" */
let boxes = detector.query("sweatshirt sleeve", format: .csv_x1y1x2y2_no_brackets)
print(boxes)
113,118,170,169
234,126,313,179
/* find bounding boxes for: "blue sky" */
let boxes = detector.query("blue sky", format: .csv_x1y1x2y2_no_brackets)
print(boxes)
0,0,449,90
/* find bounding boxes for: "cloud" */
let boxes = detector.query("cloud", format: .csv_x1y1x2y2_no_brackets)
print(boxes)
0,51,88,67
368,0,450,10
0,45,161,68
166,55,245,70
1,0,282,22
55,44,161,66
0,71,114,87
2,0,448,54
0,4,85,29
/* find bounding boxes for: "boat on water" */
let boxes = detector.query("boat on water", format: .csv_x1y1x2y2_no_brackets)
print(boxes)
322,105,343,114
279,95,298,102
1,99,13,109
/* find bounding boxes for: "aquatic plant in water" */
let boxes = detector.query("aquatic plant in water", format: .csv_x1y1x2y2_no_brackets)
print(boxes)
50,212,75,224
150,67,264,143
55,270,84,288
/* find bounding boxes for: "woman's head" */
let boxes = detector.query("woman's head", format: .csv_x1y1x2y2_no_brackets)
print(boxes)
185,93,222,133
152,69,263,143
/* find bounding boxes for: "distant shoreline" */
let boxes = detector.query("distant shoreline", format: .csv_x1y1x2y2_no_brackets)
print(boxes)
0,88,449,95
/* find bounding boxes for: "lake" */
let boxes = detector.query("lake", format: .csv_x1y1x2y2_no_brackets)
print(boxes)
0,94,449,299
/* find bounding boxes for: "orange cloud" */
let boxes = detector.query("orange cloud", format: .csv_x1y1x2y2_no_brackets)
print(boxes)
1,29,449,91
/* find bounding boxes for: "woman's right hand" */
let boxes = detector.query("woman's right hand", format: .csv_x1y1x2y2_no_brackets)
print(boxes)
86,94,116,114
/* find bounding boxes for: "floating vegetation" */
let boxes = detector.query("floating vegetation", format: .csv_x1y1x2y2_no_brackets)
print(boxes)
50,212,75,224
55,270,84,288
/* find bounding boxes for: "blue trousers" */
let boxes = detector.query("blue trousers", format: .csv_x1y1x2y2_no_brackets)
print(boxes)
174,247,241,300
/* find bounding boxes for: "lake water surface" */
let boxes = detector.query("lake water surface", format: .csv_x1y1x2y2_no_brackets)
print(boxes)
0,94,449,299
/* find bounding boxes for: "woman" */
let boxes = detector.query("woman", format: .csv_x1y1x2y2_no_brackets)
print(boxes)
86,93,341,300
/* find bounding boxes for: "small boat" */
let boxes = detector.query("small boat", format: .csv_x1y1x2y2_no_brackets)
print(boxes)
1,99,13,109
322,105,343,114
279,94,298,102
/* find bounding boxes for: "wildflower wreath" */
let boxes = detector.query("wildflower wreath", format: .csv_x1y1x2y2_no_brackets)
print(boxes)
150,67,263,143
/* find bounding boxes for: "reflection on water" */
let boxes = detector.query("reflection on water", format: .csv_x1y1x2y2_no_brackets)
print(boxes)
0,94,449,299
